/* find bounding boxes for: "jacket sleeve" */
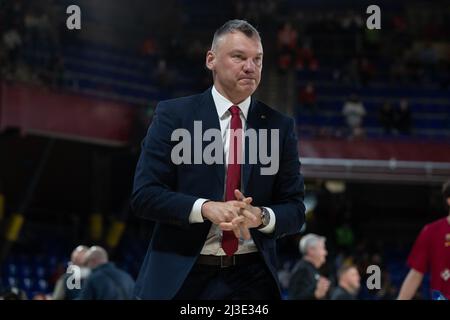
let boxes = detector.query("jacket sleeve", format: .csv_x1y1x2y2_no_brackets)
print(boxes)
131,102,198,228
270,117,306,239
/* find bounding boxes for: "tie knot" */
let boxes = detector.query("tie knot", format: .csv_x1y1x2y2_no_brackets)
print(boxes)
229,105,240,116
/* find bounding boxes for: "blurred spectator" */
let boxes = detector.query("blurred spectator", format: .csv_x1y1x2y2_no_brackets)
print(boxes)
52,245,89,300
288,234,331,300
2,28,22,75
394,99,412,135
379,102,395,134
330,265,361,300
78,246,135,300
0,287,27,300
298,82,317,116
295,42,319,72
277,22,298,73
342,94,366,138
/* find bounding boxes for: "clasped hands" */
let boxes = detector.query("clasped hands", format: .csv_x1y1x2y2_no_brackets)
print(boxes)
201,189,262,240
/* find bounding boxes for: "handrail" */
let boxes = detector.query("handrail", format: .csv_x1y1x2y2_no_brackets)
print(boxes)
300,157,450,170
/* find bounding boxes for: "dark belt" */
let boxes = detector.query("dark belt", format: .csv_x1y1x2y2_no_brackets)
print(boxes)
196,253,262,268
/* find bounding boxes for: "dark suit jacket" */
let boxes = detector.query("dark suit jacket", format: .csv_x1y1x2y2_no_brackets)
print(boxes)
131,88,305,299
78,263,135,300
288,259,321,300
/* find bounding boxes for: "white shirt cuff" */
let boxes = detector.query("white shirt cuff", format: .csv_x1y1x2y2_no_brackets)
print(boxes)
258,207,276,234
188,198,208,223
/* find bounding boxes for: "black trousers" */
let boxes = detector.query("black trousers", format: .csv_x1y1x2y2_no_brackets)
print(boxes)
173,259,280,300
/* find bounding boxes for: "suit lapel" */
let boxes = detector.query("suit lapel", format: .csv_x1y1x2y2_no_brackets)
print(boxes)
242,99,267,195
193,89,225,192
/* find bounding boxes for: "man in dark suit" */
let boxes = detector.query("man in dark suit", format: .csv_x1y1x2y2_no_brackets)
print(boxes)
131,19,305,300
288,234,330,300
78,246,135,300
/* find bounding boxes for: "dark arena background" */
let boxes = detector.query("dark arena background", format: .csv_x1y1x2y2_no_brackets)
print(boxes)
0,0,449,304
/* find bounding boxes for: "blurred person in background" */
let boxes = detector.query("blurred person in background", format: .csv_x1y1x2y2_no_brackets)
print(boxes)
51,245,88,300
342,94,366,138
295,42,319,72
394,98,412,135
330,264,361,300
276,22,298,73
288,234,331,300
78,246,135,300
378,101,395,135
2,27,22,76
0,287,28,300
398,180,450,299
298,82,317,117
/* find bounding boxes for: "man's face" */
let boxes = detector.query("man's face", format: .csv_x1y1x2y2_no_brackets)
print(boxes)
342,267,361,291
206,31,263,103
72,250,87,266
309,240,328,267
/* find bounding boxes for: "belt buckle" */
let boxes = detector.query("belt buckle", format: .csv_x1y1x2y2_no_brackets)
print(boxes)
220,255,235,268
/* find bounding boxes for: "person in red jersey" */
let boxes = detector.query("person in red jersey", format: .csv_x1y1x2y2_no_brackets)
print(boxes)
398,180,450,299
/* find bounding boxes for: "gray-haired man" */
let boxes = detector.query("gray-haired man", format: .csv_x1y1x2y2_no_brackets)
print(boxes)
288,234,330,299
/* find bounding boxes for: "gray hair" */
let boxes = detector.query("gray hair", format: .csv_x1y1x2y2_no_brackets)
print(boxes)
299,233,326,255
211,19,261,51
84,246,109,268
70,245,89,265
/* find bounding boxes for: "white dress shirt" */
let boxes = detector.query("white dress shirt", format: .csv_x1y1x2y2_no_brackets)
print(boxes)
188,86,276,256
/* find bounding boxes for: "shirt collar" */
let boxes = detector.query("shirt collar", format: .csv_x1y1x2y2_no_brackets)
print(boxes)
211,86,251,120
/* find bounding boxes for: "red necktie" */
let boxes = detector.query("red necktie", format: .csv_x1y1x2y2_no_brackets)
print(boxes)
221,105,242,256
